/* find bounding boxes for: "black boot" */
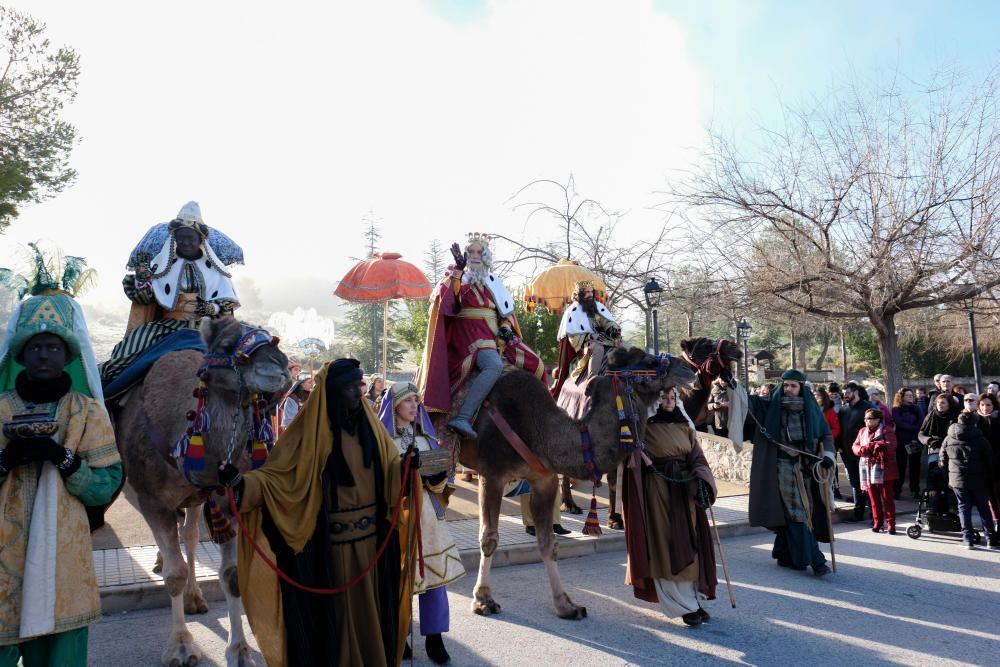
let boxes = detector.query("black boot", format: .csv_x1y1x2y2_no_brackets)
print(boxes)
553,524,571,535
403,643,412,660
425,633,450,664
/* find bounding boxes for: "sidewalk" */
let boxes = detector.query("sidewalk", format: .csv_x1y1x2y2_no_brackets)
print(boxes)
98,490,901,614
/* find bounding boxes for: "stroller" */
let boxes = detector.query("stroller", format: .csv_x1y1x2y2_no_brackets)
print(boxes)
906,488,984,544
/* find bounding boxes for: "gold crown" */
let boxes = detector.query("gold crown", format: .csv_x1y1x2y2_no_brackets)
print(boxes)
466,232,491,248
575,279,595,291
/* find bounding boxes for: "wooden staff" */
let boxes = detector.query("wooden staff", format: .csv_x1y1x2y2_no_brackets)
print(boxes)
707,503,736,608
823,466,837,573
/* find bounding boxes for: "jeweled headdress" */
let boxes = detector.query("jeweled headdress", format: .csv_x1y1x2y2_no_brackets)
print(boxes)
466,232,492,249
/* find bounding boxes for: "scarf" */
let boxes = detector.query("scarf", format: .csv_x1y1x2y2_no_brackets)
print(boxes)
14,372,72,406
780,396,807,444
647,407,688,425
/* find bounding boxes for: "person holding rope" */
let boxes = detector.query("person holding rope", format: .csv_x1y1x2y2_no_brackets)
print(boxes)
220,358,417,667
623,388,719,626
743,369,836,577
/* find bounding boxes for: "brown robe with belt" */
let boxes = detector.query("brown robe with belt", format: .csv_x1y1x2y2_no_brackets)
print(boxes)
623,413,718,603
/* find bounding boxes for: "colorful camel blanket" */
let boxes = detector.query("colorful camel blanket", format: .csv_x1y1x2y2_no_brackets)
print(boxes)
103,328,206,399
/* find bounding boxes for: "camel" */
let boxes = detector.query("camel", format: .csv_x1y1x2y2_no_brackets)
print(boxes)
113,317,289,667
447,347,697,620
677,336,744,426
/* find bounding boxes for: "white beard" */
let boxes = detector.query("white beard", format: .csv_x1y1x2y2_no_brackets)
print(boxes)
462,264,490,286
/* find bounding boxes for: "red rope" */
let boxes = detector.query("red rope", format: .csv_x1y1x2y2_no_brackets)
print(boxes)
226,451,418,596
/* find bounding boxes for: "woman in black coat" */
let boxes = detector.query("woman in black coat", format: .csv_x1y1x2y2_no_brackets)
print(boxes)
975,393,1000,540
892,387,924,500
918,393,958,514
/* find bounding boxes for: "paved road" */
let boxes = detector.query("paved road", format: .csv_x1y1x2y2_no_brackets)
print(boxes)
90,517,1000,666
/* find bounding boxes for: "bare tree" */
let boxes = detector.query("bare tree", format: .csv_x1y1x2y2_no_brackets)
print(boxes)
495,175,675,322
668,67,1000,396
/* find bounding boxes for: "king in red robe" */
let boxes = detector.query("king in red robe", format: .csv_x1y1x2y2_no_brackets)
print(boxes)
416,235,545,438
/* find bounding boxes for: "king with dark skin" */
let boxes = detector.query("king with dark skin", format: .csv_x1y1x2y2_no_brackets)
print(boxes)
21,333,69,383
173,227,203,261
5,333,79,471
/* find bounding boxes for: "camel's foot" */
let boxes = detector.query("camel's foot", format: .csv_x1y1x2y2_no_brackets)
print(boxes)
554,592,587,620
480,535,498,558
561,500,583,515
607,512,623,530
162,629,202,667
471,586,501,616
184,586,209,615
153,552,164,574
225,640,260,667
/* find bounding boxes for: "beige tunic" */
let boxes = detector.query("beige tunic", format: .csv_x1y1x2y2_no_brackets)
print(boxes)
392,430,465,594
0,391,119,644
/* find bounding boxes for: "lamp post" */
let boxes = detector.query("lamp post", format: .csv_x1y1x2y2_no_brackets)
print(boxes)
737,318,752,386
954,273,984,394
644,278,665,356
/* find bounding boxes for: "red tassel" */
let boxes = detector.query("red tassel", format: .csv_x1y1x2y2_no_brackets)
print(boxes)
207,500,236,544
582,494,602,537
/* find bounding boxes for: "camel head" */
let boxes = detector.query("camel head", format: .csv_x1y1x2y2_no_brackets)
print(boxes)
679,336,742,388
200,316,291,396
605,346,698,407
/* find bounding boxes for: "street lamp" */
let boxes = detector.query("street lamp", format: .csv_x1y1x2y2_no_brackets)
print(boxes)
737,318,752,386
644,278,665,356
964,284,984,394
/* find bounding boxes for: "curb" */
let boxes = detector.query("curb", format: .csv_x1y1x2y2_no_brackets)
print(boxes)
101,521,770,614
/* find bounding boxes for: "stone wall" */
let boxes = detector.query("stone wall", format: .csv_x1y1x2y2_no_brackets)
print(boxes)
697,432,752,485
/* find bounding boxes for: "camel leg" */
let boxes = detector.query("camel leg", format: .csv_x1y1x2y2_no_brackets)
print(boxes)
471,474,503,616
218,529,259,667
144,504,203,666
531,475,587,620
182,505,209,615
607,472,623,529
560,475,582,514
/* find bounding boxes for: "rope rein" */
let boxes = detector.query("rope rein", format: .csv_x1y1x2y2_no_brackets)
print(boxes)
227,449,419,596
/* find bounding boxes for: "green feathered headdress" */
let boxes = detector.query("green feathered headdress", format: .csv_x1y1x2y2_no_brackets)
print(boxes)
0,242,98,300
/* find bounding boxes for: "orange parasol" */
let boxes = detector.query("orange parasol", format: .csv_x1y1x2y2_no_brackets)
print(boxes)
524,259,607,314
334,252,433,373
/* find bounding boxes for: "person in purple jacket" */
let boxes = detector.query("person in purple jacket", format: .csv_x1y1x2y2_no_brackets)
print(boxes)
892,387,925,500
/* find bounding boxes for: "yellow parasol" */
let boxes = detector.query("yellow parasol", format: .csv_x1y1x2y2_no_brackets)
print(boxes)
524,259,607,314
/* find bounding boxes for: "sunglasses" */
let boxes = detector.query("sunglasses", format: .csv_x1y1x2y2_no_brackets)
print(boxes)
965,399,977,403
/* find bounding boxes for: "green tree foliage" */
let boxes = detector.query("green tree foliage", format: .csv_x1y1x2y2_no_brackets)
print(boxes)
0,9,81,231
394,299,430,361
845,326,883,375
512,292,561,367
340,301,406,373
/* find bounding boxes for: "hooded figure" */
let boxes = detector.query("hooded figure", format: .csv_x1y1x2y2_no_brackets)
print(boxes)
743,369,835,576
101,202,241,392
622,387,718,626
0,290,122,666
226,359,416,667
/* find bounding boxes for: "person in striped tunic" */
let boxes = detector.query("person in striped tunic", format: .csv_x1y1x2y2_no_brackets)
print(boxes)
100,202,240,388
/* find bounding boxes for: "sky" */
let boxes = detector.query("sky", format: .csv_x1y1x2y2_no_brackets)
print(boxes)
3,0,999,334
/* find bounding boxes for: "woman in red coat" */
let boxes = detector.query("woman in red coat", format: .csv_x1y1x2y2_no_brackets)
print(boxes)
852,408,900,534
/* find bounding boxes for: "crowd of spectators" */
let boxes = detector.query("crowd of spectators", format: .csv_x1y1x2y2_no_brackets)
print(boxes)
705,373,999,549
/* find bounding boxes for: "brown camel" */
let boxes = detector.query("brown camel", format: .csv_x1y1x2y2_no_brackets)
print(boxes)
677,336,744,426
113,317,289,667
450,347,697,620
